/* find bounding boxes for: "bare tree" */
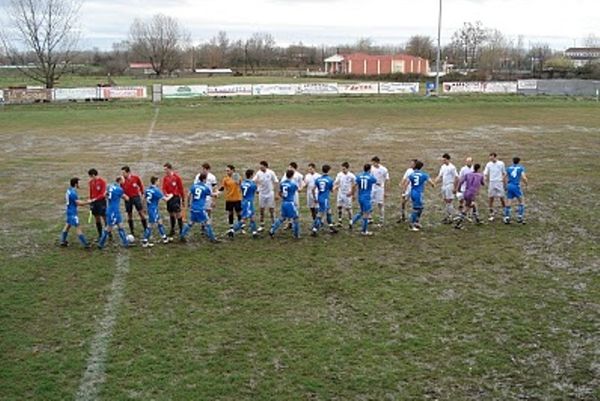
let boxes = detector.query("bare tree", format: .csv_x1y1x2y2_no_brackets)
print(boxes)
129,14,189,76
452,21,487,69
406,35,434,60
0,0,82,88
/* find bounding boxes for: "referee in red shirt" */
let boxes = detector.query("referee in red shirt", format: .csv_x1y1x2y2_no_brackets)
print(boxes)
121,166,148,235
162,162,185,238
88,168,108,239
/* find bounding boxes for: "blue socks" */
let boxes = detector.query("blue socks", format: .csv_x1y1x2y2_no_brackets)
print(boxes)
292,220,300,238
98,230,109,248
118,228,128,247
517,204,525,219
144,227,152,241
250,221,257,233
504,207,511,218
362,218,369,233
352,213,362,226
326,213,333,225
180,223,192,238
271,218,283,234
204,224,216,241
60,231,68,243
78,234,89,247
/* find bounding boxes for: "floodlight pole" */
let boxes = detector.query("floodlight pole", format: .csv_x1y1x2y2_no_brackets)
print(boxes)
435,0,442,94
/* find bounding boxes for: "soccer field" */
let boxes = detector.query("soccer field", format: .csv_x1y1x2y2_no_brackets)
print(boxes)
0,95,599,400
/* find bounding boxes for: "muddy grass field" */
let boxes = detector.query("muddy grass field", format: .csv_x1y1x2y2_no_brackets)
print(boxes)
0,95,599,400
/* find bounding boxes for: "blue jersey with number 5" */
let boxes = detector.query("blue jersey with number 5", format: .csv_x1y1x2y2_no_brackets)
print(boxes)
506,164,525,187
280,181,298,203
408,171,430,194
355,172,377,200
189,182,211,211
240,179,257,202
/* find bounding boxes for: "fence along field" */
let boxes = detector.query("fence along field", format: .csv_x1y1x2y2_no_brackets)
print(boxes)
2,79,600,104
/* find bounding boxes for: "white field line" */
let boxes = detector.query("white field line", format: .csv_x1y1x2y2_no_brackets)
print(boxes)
75,107,160,401
74,254,129,401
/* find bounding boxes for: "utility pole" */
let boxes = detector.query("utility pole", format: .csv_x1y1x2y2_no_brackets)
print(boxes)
435,0,442,95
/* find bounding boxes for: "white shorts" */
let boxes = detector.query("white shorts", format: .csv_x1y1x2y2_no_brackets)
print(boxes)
371,187,384,204
456,192,465,201
442,184,454,201
488,181,505,198
204,197,213,211
259,193,275,209
337,193,353,209
307,193,318,209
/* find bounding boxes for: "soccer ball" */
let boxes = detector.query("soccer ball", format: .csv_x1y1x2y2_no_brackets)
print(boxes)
126,234,135,244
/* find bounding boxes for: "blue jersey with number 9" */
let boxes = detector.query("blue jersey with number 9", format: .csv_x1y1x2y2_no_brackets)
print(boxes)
189,182,211,212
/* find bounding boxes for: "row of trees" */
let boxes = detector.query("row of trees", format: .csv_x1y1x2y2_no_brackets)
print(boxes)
1,0,599,87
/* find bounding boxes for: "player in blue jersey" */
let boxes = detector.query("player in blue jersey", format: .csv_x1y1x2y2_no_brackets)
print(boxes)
98,176,133,248
269,169,301,239
60,177,92,248
350,164,378,235
142,176,173,247
311,164,338,236
402,160,435,231
228,169,259,238
504,157,529,224
180,173,219,243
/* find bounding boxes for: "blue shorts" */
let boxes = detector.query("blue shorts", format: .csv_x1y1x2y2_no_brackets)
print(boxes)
318,197,330,213
281,202,299,219
106,208,122,226
66,213,80,227
359,197,372,214
241,200,254,219
411,191,424,209
148,207,161,224
190,210,209,224
507,184,523,200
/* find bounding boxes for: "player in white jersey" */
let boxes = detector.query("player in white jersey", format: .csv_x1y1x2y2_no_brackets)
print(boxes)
483,152,507,221
253,160,279,230
333,162,356,226
456,157,474,214
194,163,218,218
398,159,416,222
303,163,320,221
370,156,390,226
435,153,459,223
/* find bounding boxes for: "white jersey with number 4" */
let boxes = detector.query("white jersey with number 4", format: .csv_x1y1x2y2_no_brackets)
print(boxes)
438,163,458,186
371,165,390,189
254,169,278,196
484,161,506,182
335,171,356,196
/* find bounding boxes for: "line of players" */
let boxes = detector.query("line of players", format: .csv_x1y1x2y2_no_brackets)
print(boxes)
60,154,528,249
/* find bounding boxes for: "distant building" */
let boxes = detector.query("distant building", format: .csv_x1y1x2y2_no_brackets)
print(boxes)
564,48,600,67
128,63,155,76
324,53,429,75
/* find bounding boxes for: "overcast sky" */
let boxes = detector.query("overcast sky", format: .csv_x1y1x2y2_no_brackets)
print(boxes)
13,0,600,50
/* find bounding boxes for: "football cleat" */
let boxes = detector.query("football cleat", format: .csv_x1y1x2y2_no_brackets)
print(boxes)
252,231,259,238
257,226,265,233
503,216,511,224
142,241,154,248
488,216,495,222
409,225,420,232
226,229,234,238
361,231,374,236
60,241,69,247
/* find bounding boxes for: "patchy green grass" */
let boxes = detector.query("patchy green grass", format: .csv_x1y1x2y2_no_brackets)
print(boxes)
0,96,599,400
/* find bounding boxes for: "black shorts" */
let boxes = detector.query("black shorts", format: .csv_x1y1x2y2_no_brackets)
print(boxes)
125,195,144,214
90,199,107,217
225,200,242,213
167,195,182,213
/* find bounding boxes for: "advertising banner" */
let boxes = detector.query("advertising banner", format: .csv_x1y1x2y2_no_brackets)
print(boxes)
163,85,208,98
101,86,147,99
54,87,99,101
207,84,253,97
297,83,339,95
338,82,379,94
482,82,518,93
252,84,300,96
5,88,52,103
379,82,420,94
443,82,484,93
517,80,538,90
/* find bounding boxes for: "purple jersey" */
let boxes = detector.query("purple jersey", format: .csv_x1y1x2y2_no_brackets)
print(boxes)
460,172,485,200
